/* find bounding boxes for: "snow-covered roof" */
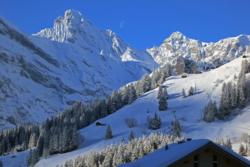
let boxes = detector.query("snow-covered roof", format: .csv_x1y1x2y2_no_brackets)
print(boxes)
120,139,250,167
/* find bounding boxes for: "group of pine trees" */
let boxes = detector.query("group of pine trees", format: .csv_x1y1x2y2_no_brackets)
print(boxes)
60,133,181,167
0,125,39,155
0,64,173,166
203,60,250,122
182,86,196,98
175,57,198,75
28,116,79,166
216,138,232,150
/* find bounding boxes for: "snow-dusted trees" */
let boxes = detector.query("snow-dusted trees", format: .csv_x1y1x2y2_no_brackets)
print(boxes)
170,111,182,137
125,118,138,128
158,95,168,111
105,125,113,139
150,64,172,89
157,86,168,99
175,57,198,75
203,100,218,122
238,133,250,157
239,144,248,156
147,113,162,130
217,60,250,120
219,82,234,118
61,133,180,167
216,138,232,150
0,125,40,155
128,131,135,141
27,116,79,166
237,71,247,108
176,57,185,75
182,88,186,98
1,63,175,161
188,86,195,96
37,116,78,156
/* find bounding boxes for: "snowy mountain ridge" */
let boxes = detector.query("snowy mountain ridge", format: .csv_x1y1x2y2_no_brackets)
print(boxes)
0,9,250,131
0,10,156,129
148,31,250,69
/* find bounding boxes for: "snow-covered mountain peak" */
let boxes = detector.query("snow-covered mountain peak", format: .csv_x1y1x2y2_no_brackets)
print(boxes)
35,9,93,43
148,32,250,69
0,11,157,129
166,31,187,41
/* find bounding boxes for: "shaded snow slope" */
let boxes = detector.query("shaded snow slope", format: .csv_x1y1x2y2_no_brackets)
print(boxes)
0,10,156,129
33,56,250,167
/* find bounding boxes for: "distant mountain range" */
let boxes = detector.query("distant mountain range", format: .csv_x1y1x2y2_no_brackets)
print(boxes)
0,9,249,129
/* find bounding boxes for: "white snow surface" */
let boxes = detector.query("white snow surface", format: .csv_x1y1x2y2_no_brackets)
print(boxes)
31,56,250,167
0,10,156,129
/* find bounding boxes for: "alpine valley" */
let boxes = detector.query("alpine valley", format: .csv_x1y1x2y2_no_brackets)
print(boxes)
0,9,250,167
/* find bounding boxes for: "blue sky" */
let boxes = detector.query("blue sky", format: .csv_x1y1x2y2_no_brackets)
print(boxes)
1,0,250,49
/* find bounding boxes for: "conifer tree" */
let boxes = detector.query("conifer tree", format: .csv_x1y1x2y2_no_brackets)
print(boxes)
203,100,217,122
170,111,182,137
239,144,247,156
147,113,162,130
129,131,135,141
182,88,186,98
105,126,113,139
158,95,168,111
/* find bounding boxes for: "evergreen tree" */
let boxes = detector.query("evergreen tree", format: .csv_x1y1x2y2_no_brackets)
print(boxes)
203,100,217,122
128,131,135,141
127,85,137,104
188,86,195,96
239,144,247,156
182,88,186,98
170,111,182,138
158,95,168,111
219,83,230,118
237,72,247,107
147,113,162,130
105,126,113,139
225,138,232,149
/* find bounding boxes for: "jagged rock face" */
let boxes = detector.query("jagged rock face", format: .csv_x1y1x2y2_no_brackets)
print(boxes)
0,10,156,129
147,32,250,70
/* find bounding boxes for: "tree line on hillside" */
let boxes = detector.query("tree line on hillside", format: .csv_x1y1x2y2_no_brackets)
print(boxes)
59,133,181,167
203,60,250,122
0,64,173,166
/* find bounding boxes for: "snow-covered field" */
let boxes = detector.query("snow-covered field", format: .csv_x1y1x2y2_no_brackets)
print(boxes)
26,56,250,167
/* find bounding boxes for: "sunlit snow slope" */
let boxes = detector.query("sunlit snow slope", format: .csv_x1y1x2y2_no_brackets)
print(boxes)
34,56,250,167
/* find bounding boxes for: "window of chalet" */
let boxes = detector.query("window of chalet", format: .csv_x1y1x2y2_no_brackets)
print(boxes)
213,154,218,167
193,154,199,167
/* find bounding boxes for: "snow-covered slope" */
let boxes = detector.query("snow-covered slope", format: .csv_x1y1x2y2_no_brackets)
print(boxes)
148,31,250,69
0,10,156,129
32,56,250,167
